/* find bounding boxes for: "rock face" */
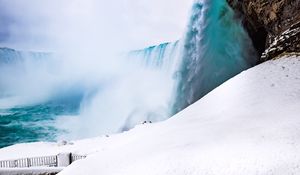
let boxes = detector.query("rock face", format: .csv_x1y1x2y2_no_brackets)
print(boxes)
227,0,300,62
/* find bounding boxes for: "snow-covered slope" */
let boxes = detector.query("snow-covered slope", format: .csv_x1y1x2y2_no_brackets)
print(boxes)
1,55,300,174
60,55,300,175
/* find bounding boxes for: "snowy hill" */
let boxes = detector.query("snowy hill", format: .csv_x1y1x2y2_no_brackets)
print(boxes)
1,55,300,174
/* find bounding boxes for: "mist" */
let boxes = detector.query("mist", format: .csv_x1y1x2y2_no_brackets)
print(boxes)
0,0,193,51
0,0,193,139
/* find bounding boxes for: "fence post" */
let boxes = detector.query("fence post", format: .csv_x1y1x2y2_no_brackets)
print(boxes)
57,153,71,167
27,158,31,167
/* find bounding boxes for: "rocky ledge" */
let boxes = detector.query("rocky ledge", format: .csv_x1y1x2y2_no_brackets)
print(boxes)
227,0,300,62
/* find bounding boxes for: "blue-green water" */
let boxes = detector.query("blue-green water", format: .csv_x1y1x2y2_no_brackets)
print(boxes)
0,0,258,148
0,99,81,148
172,0,257,114
0,46,87,148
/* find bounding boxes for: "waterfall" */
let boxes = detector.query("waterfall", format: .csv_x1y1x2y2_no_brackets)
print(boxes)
0,47,52,66
116,41,183,131
128,41,181,72
69,0,257,137
172,0,257,114
127,0,257,116
0,48,50,99
0,47,83,108
0,48,24,65
0,0,258,142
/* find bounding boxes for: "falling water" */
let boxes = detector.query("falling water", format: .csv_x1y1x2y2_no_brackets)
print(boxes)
129,41,181,71
172,0,257,114
0,0,258,146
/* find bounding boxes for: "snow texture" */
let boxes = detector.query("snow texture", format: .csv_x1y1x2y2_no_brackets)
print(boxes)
1,55,300,175
0,167,63,175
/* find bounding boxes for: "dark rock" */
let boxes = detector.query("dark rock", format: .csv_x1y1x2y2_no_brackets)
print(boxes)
227,0,300,61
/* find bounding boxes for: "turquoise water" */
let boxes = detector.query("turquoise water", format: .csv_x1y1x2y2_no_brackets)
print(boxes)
172,0,257,113
0,47,85,148
0,100,81,148
0,0,258,147
129,41,180,69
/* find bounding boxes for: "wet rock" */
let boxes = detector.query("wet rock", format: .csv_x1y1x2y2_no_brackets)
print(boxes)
227,0,300,61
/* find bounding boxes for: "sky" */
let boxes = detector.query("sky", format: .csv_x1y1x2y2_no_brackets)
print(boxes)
0,0,194,51
0,0,195,139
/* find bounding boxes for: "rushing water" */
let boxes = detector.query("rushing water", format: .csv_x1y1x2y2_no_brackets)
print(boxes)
129,41,181,71
0,0,257,147
0,48,86,147
0,102,77,148
172,0,257,113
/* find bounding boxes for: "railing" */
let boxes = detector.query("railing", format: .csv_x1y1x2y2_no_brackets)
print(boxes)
0,153,86,168
71,154,86,163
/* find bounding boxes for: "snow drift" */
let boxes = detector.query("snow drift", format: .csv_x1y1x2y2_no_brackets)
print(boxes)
1,55,299,174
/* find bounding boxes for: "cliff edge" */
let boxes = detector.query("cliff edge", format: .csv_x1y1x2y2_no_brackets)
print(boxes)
227,0,300,62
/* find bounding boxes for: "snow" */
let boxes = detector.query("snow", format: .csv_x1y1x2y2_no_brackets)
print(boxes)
0,167,63,175
1,55,300,174
0,138,108,160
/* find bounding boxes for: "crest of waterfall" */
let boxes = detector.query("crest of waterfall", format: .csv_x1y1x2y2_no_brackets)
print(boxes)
128,41,182,73
0,48,54,99
0,47,52,66
0,48,24,65
172,0,257,114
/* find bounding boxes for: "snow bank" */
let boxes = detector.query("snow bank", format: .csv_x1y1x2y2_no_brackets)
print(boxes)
1,55,300,174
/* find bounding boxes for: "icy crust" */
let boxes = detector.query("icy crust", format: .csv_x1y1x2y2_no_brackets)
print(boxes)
1,55,300,175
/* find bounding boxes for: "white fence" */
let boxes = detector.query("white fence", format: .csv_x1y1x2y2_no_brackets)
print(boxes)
71,154,86,163
0,153,86,168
